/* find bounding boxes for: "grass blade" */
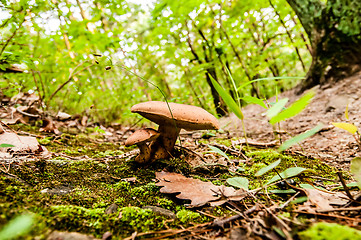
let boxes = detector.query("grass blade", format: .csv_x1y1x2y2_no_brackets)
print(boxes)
278,124,323,152
255,159,281,176
266,98,288,119
242,96,267,109
210,75,244,120
237,76,305,91
267,167,308,185
269,91,314,125
0,144,15,148
208,145,229,160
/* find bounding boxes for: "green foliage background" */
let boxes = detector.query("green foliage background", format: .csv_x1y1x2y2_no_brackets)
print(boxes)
0,0,311,123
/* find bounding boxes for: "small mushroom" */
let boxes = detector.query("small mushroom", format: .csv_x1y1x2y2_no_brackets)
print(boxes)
125,128,160,163
131,101,219,160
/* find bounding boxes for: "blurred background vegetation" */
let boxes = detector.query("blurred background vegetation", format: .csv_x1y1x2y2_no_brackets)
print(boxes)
0,0,311,124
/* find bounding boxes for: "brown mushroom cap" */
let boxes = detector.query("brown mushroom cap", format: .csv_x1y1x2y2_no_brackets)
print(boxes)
125,128,160,146
131,101,219,131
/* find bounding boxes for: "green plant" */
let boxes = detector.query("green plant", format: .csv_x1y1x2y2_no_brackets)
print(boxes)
0,213,35,240
0,144,15,148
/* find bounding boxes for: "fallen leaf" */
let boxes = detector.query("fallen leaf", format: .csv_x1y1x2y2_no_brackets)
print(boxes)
40,118,60,134
155,171,246,207
0,131,49,157
298,188,349,212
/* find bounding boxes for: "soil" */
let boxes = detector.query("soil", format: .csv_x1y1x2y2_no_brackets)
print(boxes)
220,71,361,171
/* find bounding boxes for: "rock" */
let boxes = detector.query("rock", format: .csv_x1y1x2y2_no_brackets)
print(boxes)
104,203,118,215
41,185,73,195
142,205,176,219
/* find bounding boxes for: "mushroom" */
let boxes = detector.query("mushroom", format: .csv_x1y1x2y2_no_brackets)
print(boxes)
131,101,219,160
125,128,160,163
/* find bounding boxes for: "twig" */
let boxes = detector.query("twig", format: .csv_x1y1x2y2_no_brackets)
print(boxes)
123,222,210,240
293,210,361,222
175,144,207,162
16,107,40,118
308,175,338,183
47,62,94,106
317,206,361,213
196,210,218,219
0,16,26,56
337,171,354,201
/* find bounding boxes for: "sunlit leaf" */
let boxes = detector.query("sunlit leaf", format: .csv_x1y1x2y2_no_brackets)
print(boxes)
269,91,314,124
350,157,361,189
255,159,281,176
210,75,244,120
332,122,358,134
278,124,323,152
227,177,249,190
242,96,267,109
207,145,229,160
237,77,305,91
266,98,288,119
267,167,308,185
0,144,15,148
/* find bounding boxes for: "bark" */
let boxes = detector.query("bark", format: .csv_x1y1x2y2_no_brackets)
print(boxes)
287,0,361,92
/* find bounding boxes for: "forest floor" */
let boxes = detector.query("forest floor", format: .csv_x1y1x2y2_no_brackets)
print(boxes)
1,72,361,239
222,71,361,171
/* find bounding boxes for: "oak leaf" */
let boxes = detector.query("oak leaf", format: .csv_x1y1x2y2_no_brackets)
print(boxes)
155,171,246,207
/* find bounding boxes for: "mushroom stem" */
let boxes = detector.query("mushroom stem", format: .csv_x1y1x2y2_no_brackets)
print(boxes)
151,125,180,160
136,143,151,163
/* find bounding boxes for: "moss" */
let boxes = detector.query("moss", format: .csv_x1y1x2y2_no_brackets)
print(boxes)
299,222,361,240
0,125,350,239
176,209,203,224
120,207,165,232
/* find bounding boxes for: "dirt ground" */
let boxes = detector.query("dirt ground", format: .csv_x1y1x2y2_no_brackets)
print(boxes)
220,71,361,171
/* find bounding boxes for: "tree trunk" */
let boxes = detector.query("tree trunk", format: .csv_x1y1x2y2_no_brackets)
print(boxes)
287,0,361,93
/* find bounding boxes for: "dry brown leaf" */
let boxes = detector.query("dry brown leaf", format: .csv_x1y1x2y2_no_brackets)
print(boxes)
40,118,60,135
0,131,49,158
298,188,349,212
155,171,246,207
